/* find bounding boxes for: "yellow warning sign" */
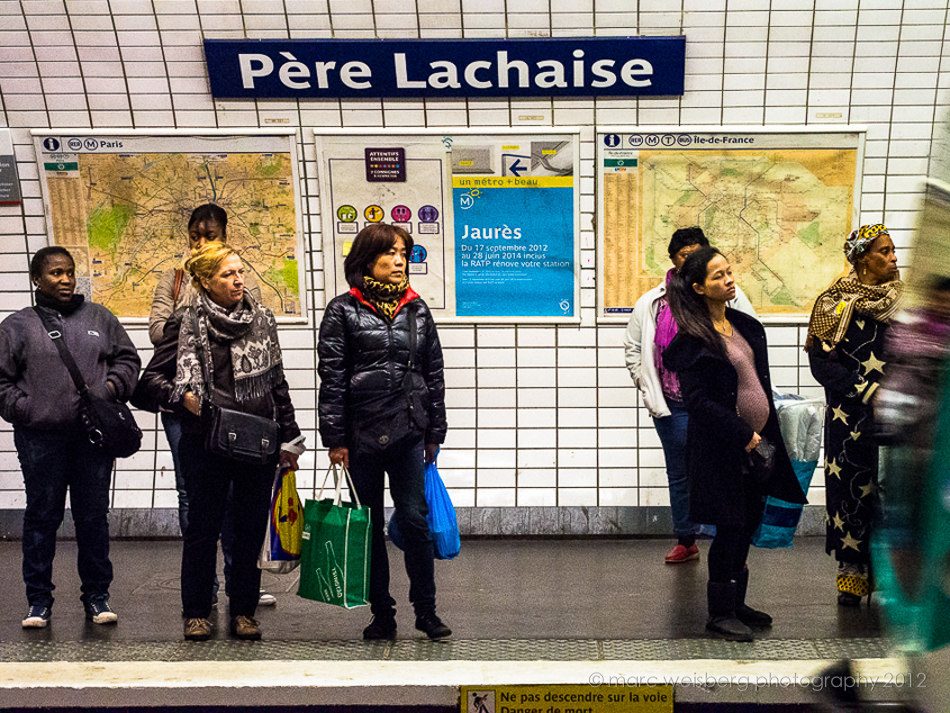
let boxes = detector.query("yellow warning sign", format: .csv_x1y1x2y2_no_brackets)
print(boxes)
460,685,673,713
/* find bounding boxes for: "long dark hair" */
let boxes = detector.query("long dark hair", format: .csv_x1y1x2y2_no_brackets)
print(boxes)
343,224,414,289
667,246,726,357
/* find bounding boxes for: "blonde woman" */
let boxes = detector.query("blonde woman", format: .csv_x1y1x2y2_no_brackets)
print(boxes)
136,243,301,641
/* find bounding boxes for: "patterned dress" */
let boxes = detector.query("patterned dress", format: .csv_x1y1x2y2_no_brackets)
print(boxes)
810,314,890,565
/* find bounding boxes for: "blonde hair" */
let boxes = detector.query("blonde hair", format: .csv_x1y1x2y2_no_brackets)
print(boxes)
185,242,241,291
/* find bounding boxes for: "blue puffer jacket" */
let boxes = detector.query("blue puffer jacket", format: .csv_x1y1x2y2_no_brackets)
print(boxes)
317,287,447,451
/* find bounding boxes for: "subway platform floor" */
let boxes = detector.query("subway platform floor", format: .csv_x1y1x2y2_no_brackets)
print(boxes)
0,537,903,710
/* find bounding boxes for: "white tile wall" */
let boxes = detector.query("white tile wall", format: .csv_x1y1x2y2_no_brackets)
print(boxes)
1,1,945,518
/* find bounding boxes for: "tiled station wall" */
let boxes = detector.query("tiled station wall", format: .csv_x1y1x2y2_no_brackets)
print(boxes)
1,1,947,528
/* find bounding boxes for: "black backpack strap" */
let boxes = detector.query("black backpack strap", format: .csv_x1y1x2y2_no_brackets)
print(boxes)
32,306,89,396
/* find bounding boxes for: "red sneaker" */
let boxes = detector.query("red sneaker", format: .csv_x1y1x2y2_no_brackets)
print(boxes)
665,543,700,564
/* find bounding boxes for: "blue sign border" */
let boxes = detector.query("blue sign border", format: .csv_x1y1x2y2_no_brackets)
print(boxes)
204,37,684,99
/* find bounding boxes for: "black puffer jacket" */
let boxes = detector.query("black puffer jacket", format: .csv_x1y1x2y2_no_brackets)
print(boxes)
318,288,447,451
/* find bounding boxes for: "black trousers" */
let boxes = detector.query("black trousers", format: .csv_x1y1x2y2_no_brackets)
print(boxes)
708,474,767,583
178,433,274,619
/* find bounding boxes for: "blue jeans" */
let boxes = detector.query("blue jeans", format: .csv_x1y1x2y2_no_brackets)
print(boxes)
653,401,698,541
178,433,273,618
15,426,114,608
348,436,436,617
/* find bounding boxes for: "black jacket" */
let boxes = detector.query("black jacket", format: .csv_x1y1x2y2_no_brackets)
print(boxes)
662,309,806,527
317,288,447,451
132,312,300,443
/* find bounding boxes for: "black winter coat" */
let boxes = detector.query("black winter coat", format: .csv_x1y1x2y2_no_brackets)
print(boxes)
662,309,806,527
317,288,447,451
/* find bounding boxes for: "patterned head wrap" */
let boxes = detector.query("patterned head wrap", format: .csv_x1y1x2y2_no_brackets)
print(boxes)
844,224,889,265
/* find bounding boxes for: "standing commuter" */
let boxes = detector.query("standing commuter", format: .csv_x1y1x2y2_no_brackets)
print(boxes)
806,224,903,605
136,243,301,641
146,203,276,608
0,247,140,628
318,223,450,640
662,247,806,640
623,227,756,564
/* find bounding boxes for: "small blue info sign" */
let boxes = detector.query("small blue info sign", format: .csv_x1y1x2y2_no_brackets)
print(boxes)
204,37,685,99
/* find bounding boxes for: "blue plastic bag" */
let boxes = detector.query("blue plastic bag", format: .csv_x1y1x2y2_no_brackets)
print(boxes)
388,460,460,560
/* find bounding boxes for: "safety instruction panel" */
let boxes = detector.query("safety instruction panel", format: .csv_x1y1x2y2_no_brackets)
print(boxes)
316,130,579,322
597,127,864,321
460,685,673,713
32,131,306,321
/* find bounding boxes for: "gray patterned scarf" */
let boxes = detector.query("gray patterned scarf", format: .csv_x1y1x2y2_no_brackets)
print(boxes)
172,290,283,404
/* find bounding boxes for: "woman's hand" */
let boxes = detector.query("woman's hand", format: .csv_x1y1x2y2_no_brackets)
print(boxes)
745,432,762,452
279,449,299,471
329,446,349,468
425,442,440,464
182,390,201,416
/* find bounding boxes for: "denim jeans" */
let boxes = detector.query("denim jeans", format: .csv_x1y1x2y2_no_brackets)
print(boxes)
15,426,114,608
178,433,273,618
348,436,436,617
653,401,698,540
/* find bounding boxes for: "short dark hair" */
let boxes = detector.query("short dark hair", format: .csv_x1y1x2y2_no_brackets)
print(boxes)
30,246,74,280
668,227,710,258
188,203,228,232
343,224,414,289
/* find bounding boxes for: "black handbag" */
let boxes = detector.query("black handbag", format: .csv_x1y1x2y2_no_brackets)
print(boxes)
205,405,279,464
744,435,776,486
33,307,142,459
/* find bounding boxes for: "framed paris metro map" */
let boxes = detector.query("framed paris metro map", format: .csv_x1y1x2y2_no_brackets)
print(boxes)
32,130,306,322
597,125,866,322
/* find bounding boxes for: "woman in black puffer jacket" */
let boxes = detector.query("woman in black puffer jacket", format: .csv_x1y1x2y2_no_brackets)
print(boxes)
318,223,449,641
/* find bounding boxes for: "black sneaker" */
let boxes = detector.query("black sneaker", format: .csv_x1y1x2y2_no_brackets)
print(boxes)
84,599,118,625
363,613,397,640
415,612,451,640
22,605,51,628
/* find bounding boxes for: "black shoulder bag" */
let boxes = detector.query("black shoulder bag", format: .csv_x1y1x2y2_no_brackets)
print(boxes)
33,307,142,459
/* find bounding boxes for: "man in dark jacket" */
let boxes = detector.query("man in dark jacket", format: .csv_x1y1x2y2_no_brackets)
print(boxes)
0,247,140,628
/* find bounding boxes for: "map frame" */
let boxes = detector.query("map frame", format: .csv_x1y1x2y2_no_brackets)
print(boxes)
596,125,867,323
31,129,308,324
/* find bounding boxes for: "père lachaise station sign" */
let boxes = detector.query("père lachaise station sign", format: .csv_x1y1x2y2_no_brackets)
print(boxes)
204,37,685,99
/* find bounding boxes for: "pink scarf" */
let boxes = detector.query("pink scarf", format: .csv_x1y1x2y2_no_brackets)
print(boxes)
654,269,682,402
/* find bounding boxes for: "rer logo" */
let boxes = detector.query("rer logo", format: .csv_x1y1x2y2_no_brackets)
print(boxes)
67,138,83,151
628,135,643,147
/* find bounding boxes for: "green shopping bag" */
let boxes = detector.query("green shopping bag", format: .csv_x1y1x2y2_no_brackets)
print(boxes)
297,464,371,609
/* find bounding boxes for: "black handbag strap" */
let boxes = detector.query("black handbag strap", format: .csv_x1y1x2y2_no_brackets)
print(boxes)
32,306,89,396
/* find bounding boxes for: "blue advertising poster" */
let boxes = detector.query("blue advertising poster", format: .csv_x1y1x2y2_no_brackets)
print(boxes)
454,176,574,317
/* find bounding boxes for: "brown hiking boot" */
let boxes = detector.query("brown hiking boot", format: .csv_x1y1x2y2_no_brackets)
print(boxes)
183,617,212,641
230,615,262,640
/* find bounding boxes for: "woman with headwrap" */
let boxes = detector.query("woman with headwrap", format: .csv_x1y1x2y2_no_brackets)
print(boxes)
136,242,301,641
806,224,903,605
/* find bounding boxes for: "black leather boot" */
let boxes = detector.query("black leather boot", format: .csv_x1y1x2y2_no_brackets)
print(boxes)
706,581,753,641
733,568,772,627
